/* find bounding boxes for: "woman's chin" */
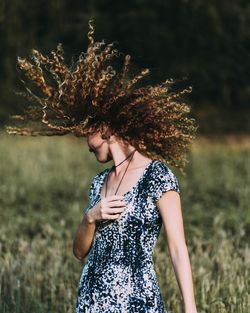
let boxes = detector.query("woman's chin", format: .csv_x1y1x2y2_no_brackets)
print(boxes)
94,154,110,164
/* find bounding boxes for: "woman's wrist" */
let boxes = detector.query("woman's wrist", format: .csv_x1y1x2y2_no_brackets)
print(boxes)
83,211,96,224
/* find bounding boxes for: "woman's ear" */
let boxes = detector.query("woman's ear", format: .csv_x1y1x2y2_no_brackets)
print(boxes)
100,122,113,140
101,133,110,140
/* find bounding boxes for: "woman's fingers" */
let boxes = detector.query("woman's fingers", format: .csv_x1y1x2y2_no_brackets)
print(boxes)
101,196,126,208
100,211,123,220
103,214,121,220
108,200,126,208
100,204,125,216
106,195,124,202
98,195,127,221
105,207,125,214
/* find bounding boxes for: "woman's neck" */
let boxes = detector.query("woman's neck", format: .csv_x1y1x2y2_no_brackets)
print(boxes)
108,142,151,176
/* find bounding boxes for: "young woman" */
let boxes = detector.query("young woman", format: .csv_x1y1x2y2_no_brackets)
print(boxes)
73,125,198,313
6,19,198,313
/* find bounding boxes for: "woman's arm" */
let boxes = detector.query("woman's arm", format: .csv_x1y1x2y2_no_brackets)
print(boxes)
72,204,99,261
157,191,198,313
73,195,126,261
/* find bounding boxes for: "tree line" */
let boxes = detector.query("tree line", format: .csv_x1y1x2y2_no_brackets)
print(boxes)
0,0,249,133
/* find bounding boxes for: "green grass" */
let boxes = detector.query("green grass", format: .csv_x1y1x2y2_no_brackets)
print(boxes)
0,132,249,313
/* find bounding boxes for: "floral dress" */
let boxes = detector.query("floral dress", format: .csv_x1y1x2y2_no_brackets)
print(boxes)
76,160,180,313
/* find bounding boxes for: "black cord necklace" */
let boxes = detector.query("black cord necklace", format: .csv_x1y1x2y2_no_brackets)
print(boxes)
105,149,136,197
111,149,136,169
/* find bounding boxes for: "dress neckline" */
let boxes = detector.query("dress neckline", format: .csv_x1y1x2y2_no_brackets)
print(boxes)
98,160,155,200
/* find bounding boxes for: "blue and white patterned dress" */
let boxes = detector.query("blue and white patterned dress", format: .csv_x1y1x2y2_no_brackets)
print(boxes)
76,159,180,313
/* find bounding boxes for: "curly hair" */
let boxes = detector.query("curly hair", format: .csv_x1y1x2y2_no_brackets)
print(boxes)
5,18,198,174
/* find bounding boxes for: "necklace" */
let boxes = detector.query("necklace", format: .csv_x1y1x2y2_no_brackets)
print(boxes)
111,149,136,170
105,149,136,197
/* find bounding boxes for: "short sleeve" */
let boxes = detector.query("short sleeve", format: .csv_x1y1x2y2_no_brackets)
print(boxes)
83,168,110,214
149,161,180,204
83,174,99,214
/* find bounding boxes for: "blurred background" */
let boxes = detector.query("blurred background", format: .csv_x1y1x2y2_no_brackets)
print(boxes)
0,1,249,313
1,0,250,133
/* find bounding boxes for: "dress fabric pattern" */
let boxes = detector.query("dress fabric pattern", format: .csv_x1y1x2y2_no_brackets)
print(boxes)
76,160,180,313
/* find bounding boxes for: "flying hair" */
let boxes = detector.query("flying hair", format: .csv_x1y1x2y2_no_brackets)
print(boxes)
5,18,199,174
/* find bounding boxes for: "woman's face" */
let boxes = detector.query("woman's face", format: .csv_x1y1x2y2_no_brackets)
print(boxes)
86,131,112,163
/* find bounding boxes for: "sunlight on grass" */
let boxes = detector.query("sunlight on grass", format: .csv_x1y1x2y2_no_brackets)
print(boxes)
0,132,249,313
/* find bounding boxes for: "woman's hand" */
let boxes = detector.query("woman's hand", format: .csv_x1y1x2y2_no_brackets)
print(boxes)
86,195,126,224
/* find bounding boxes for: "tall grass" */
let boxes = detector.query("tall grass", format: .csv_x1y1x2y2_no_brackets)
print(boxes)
0,132,249,313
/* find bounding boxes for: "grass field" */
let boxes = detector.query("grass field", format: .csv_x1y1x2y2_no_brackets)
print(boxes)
0,132,249,313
